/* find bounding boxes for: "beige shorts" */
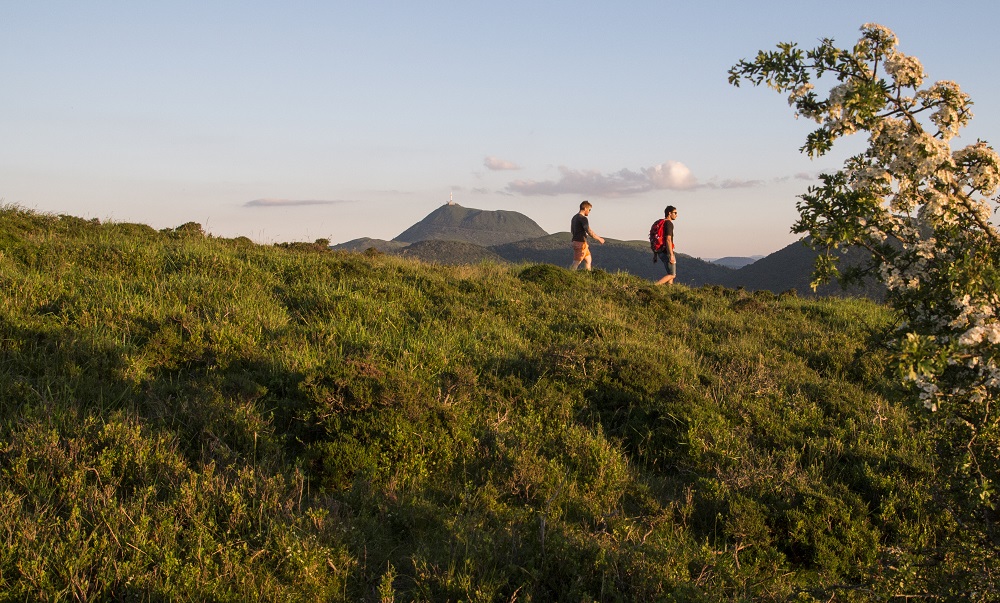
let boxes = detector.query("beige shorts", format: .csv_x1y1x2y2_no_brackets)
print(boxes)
572,241,590,262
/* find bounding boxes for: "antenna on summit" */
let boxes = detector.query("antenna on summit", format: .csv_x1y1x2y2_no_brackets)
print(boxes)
448,191,455,206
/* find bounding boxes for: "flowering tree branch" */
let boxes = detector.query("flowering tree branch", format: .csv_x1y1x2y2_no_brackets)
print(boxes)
730,24,1000,508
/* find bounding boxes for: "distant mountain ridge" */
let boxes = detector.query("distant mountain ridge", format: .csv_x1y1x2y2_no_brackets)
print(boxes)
331,204,883,299
711,256,764,269
330,237,408,253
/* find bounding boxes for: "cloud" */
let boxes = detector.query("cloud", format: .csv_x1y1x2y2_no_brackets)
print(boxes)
643,161,697,190
715,178,765,189
774,172,820,183
244,198,348,208
483,156,521,171
505,161,697,197
703,172,826,188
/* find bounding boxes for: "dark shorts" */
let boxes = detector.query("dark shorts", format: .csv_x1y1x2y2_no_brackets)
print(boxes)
657,251,676,276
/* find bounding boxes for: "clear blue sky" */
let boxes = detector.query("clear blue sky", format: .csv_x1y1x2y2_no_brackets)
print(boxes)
3,1,998,258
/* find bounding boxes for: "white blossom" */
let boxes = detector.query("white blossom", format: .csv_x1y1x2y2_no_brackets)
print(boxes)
914,238,937,259
959,326,988,347
885,52,925,88
917,81,972,140
882,264,905,290
851,166,891,189
788,82,814,107
915,377,940,411
954,143,1000,195
861,23,898,43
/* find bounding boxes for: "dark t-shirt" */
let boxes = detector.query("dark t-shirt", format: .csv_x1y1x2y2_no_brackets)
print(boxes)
657,219,676,267
571,213,589,242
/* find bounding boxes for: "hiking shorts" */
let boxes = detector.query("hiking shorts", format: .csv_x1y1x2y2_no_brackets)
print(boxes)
572,241,590,262
657,251,676,276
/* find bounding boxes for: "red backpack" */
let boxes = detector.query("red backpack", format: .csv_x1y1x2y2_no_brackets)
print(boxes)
649,218,666,253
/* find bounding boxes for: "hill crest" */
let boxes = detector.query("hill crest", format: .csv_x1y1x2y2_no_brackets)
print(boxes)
332,204,881,299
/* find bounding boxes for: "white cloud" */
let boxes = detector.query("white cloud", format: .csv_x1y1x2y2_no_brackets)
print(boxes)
245,198,348,208
715,178,765,189
505,161,698,197
484,156,521,171
643,161,697,190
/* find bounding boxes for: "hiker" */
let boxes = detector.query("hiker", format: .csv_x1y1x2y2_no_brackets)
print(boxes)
654,205,678,285
569,200,605,271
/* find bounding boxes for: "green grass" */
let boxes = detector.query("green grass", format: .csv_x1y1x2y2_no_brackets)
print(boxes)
0,205,989,601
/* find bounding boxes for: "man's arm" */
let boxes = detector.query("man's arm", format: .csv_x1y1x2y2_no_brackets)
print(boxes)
588,227,605,245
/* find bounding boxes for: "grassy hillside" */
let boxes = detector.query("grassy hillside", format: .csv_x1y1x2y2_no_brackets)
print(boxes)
396,239,506,265
0,205,985,601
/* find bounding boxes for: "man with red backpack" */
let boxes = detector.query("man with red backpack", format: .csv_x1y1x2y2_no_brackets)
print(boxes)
650,206,678,285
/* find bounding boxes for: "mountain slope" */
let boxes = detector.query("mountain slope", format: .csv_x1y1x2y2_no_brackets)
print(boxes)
720,239,885,299
393,203,548,245
396,239,505,264
329,237,408,253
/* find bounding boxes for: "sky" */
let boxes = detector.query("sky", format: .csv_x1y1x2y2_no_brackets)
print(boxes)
3,1,999,259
